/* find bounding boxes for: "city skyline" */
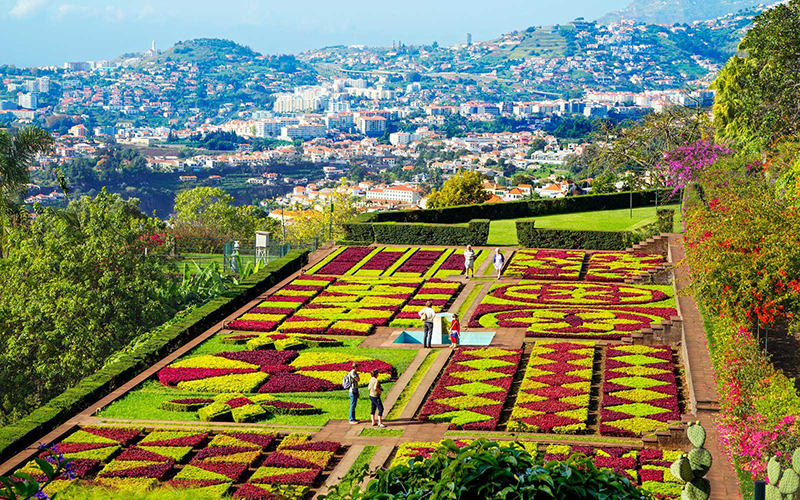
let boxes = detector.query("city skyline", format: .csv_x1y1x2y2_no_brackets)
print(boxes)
1,0,629,67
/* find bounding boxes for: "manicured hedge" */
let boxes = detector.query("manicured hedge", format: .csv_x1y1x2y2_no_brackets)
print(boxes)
344,219,490,246
0,250,309,464
353,191,670,225
516,210,674,250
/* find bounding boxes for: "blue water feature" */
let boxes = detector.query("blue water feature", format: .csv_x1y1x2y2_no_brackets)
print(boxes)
392,331,495,346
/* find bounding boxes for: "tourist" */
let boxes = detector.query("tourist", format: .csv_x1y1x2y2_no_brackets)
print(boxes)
344,363,360,424
368,369,386,427
464,245,476,279
418,300,436,348
493,248,505,279
449,313,461,349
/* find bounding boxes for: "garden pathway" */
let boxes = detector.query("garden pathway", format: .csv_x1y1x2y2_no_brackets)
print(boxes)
669,234,739,500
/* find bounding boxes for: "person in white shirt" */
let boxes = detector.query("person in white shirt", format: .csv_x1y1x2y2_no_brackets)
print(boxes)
493,248,505,279
418,300,436,348
464,245,476,279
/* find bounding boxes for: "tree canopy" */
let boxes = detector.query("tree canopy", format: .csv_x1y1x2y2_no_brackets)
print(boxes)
171,186,278,241
426,170,490,209
713,0,800,149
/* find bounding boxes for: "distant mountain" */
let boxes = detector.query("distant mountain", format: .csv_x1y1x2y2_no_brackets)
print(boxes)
598,0,765,24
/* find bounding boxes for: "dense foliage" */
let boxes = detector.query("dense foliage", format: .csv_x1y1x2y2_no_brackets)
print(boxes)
324,439,650,500
171,186,278,241
0,191,186,425
713,0,800,149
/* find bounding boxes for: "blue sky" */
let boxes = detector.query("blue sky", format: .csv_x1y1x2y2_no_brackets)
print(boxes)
1,0,630,67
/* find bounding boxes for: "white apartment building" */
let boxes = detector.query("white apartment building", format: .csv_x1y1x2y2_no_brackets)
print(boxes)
365,185,420,204
280,123,326,140
18,93,38,110
357,115,387,137
389,132,421,146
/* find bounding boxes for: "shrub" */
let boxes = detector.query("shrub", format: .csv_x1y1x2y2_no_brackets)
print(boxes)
321,439,650,500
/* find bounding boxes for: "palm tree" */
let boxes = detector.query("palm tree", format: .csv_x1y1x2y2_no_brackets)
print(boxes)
0,126,54,256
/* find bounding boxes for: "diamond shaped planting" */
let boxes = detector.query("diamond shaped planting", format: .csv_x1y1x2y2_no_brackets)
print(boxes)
418,348,522,430
508,341,597,434
600,345,680,437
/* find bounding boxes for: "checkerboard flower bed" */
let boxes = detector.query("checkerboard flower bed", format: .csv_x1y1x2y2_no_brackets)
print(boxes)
600,345,681,437
469,281,677,340
394,248,452,277
158,350,394,395
418,348,522,430
543,444,639,482
433,250,485,278
389,440,472,468
639,449,684,499
505,249,585,280
237,435,341,497
227,276,335,332
585,252,665,282
508,341,595,434
168,393,320,422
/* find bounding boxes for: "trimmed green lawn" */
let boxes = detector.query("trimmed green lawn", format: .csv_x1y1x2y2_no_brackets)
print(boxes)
486,204,682,246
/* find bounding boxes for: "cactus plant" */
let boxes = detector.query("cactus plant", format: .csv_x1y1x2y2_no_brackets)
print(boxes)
670,421,713,500
763,446,800,500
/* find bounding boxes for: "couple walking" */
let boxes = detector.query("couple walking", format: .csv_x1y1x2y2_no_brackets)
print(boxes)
343,363,385,426
463,245,505,279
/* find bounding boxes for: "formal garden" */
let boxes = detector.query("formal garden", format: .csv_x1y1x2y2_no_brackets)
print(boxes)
0,239,710,500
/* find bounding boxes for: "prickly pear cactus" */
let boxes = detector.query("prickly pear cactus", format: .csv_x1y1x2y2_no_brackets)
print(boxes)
671,422,713,500
763,446,800,500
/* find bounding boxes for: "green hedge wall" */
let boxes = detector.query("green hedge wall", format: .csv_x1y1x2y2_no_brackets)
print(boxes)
343,219,490,246
0,250,309,464
354,190,670,225
516,209,675,250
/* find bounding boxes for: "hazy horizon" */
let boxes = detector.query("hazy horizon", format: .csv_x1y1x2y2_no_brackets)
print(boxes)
0,0,630,67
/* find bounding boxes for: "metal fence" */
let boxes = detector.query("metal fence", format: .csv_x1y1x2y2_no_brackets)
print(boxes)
222,237,321,272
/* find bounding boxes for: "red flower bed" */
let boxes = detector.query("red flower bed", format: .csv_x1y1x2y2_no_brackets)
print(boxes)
227,320,280,332
251,469,320,486
258,374,336,393
317,247,373,275
396,250,443,274
359,251,405,271
83,427,142,445
158,367,255,386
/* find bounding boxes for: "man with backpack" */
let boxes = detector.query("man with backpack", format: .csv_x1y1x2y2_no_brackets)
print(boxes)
343,363,360,424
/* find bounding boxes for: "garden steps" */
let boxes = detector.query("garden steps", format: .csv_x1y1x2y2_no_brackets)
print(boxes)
625,233,670,256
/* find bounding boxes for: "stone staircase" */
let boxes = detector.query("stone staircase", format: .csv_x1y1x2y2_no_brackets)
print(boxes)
631,315,683,346
624,233,670,256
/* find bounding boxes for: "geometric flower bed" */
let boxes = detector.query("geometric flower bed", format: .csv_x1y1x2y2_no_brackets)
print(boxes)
228,276,336,332
543,444,639,482
600,345,681,437
507,341,595,434
277,278,422,336
389,439,473,468
543,444,680,499
585,252,665,282
389,279,463,328
170,430,277,496
20,427,343,498
418,347,522,430
157,350,394,395
505,249,585,280
161,393,321,422
236,433,341,500
219,332,343,350
468,281,678,340
308,246,457,278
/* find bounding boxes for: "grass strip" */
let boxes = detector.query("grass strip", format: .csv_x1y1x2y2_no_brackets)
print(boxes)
328,445,379,496
457,284,485,319
386,350,439,420
359,428,404,437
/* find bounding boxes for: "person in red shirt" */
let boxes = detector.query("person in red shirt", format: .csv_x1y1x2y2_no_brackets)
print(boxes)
449,313,461,349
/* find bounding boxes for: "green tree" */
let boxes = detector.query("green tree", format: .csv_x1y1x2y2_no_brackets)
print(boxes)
286,190,359,243
171,187,278,241
713,0,800,149
0,190,179,424
591,171,618,194
426,170,490,209
0,127,53,256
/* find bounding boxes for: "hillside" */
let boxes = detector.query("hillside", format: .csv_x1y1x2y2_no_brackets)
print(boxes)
152,38,261,66
598,0,765,24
